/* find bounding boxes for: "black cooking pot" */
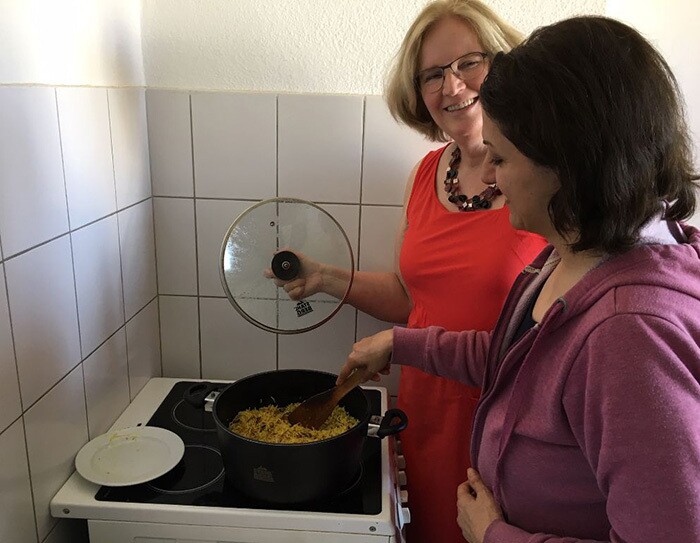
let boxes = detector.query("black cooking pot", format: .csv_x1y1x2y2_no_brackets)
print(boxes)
185,369,407,504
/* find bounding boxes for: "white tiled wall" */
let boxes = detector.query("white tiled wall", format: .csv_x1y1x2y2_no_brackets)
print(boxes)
0,88,69,257
24,367,88,540
153,197,197,294
192,92,277,200
278,94,364,202
151,89,439,398
109,89,151,209
0,419,36,543
0,86,159,543
57,88,117,229
119,200,158,320
72,216,124,357
0,86,437,543
146,90,193,197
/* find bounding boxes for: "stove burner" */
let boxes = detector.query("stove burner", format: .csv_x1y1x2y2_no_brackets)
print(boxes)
171,399,216,431
337,464,364,497
147,445,224,494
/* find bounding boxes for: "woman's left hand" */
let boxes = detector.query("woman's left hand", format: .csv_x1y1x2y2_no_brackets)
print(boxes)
456,468,504,543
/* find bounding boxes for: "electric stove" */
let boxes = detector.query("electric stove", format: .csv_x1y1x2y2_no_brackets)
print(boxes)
51,378,410,543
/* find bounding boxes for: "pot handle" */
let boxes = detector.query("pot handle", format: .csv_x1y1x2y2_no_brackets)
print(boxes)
184,382,223,408
369,408,408,439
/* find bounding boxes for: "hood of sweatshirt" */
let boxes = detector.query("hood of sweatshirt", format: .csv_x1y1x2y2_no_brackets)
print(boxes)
539,220,700,331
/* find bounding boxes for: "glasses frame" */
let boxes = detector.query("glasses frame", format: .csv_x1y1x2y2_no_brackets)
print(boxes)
415,51,489,94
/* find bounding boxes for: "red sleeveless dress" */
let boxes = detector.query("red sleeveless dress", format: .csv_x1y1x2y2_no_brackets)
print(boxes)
397,145,546,543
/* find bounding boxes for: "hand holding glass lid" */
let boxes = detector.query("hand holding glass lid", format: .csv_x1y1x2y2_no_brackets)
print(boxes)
220,198,354,334
264,249,353,302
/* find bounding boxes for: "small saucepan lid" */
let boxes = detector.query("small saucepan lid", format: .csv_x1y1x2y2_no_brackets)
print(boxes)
219,197,354,334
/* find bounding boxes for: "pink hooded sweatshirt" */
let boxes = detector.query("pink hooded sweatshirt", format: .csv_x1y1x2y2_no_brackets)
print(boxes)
392,219,700,543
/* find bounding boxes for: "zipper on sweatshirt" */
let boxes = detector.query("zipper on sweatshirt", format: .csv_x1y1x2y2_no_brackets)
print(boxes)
470,263,543,467
484,297,568,508
470,253,565,484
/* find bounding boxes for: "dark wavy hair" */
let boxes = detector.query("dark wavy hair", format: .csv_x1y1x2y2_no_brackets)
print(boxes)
480,16,698,253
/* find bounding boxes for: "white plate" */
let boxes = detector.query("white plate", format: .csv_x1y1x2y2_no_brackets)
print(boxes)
75,426,185,486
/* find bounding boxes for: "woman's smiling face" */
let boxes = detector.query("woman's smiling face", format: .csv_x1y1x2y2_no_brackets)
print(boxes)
418,16,487,141
481,114,561,238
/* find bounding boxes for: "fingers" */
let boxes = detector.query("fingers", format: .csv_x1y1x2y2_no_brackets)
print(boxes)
457,469,486,506
337,330,393,385
282,279,303,292
263,268,293,289
337,359,376,385
263,268,286,287
260,277,306,300
284,283,305,301
456,481,474,502
467,468,488,495
336,361,355,385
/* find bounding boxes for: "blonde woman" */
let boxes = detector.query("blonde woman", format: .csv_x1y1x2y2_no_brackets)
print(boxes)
269,2,545,540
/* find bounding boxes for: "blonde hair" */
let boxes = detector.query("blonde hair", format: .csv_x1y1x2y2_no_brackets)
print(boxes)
385,0,522,142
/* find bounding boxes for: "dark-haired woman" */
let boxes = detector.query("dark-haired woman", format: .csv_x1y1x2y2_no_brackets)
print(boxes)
338,15,700,543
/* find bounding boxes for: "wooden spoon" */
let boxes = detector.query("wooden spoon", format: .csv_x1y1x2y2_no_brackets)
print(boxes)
287,368,367,430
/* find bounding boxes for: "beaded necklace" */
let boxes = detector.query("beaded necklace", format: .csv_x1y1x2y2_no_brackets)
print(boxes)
444,145,502,211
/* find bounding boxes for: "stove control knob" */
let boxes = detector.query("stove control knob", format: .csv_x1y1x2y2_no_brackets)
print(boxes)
401,506,412,525
397,455,406,470
395,439,403,454
398,471,407,486
400,489,409,504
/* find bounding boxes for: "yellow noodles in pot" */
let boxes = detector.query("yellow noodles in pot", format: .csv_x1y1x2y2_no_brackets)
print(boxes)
229,403,359,444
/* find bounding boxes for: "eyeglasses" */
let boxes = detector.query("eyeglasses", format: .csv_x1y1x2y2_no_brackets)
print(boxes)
416,52,489,94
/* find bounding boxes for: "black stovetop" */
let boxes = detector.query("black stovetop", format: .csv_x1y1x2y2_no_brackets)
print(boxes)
95,381,383,515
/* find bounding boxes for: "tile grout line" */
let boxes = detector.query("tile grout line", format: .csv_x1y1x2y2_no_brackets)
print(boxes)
0,196,153,265
16,296,158,418
136,194,401,208
275,94,280,369
106,88,132,402
190,93,204,379
145,89,165,379
20,414,41,543
1,260,25,425
354,96,368,341
58,87,86,396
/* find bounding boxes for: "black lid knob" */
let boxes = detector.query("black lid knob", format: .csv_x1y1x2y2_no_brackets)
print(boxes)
271,251,300,281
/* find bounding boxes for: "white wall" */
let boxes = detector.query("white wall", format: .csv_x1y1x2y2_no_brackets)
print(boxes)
606,0,700,225
0,3,156,543
142,0,605,94
0,0,144,86
607,0,699,154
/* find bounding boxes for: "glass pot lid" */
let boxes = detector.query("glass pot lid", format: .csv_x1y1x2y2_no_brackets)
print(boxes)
220,197,354,334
